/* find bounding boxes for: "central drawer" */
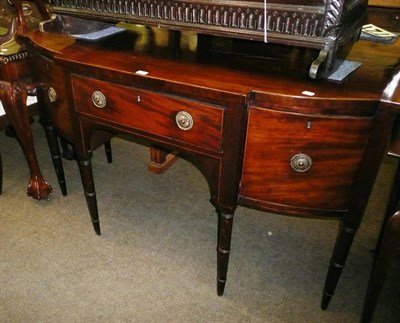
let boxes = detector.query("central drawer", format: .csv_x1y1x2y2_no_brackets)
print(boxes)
72,75,224,152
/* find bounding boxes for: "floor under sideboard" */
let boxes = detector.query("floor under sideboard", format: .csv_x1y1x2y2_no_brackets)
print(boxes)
1,118,399,322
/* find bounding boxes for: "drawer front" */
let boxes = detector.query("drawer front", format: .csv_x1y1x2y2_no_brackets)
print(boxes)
34,55,75,141
240,107,373,212
72,76,224,152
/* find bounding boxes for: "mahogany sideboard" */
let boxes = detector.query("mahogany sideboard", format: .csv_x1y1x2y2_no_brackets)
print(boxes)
17,15,400,311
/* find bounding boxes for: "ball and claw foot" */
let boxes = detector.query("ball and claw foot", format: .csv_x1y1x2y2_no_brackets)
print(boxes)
27,176,54,200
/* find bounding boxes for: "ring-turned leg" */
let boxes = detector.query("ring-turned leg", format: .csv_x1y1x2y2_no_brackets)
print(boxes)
41,121,67,195
78,155,101,235
321,222,357,309
217,211,234,296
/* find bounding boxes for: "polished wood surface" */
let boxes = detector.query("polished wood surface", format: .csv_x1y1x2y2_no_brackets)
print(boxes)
0,1,393,316
22,20,400,311
367,6,400,33
240,104,374,213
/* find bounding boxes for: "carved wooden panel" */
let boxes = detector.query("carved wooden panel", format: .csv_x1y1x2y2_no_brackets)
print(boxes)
47,0,360,39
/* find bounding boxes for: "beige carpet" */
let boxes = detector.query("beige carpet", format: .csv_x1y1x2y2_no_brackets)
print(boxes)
1,119,399,322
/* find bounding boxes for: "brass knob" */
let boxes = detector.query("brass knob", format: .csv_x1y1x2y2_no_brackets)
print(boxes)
48,87,57,102
175,111,194,131
290,153,312,172
92,91,106,108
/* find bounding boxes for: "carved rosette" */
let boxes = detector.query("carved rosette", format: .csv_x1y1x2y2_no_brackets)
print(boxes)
49,0,326,38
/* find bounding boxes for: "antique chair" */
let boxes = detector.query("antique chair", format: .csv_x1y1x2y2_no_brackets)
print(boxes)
1,1,113,197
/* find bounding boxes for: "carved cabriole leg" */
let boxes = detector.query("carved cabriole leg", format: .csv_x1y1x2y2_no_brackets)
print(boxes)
217,211,234,296
321,222,357,309
0,80,53,199
77,155,101,235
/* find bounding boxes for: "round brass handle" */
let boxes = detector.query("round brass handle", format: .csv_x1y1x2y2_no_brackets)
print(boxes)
175,111,194,131
48,87,57,103
92,91,106,108
290,153,312,172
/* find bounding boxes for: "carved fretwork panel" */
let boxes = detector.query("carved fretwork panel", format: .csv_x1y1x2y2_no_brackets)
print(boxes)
48,0,331,38
44,0,368,77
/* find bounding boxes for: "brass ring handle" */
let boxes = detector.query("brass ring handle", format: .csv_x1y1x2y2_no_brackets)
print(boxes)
175,111,194,131
92,91,106,108
290,153,312,172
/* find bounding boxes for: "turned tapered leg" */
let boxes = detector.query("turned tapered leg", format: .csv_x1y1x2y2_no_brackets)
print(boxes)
321,223,357,310
217,211,234,296
78,157,101,235
42,122,67,196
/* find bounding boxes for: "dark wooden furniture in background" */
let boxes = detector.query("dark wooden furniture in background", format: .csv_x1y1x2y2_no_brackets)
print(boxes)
360,66,400,323
41,0,368,78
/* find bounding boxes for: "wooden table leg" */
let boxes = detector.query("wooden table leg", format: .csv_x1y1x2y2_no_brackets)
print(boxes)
217,211,234,296
321,222,357,309
148,146,178,174
77,155,101,235
0,80,53,199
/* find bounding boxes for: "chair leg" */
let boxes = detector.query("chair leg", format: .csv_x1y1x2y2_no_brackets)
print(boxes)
42,124,67,196
59,137,75,161
78,156,101,235
104,140,112,164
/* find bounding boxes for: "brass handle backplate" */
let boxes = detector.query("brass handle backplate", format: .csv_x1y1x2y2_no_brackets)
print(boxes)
175,111,194,131
48,87,57,102
290,153,312,172
92,91,106,108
